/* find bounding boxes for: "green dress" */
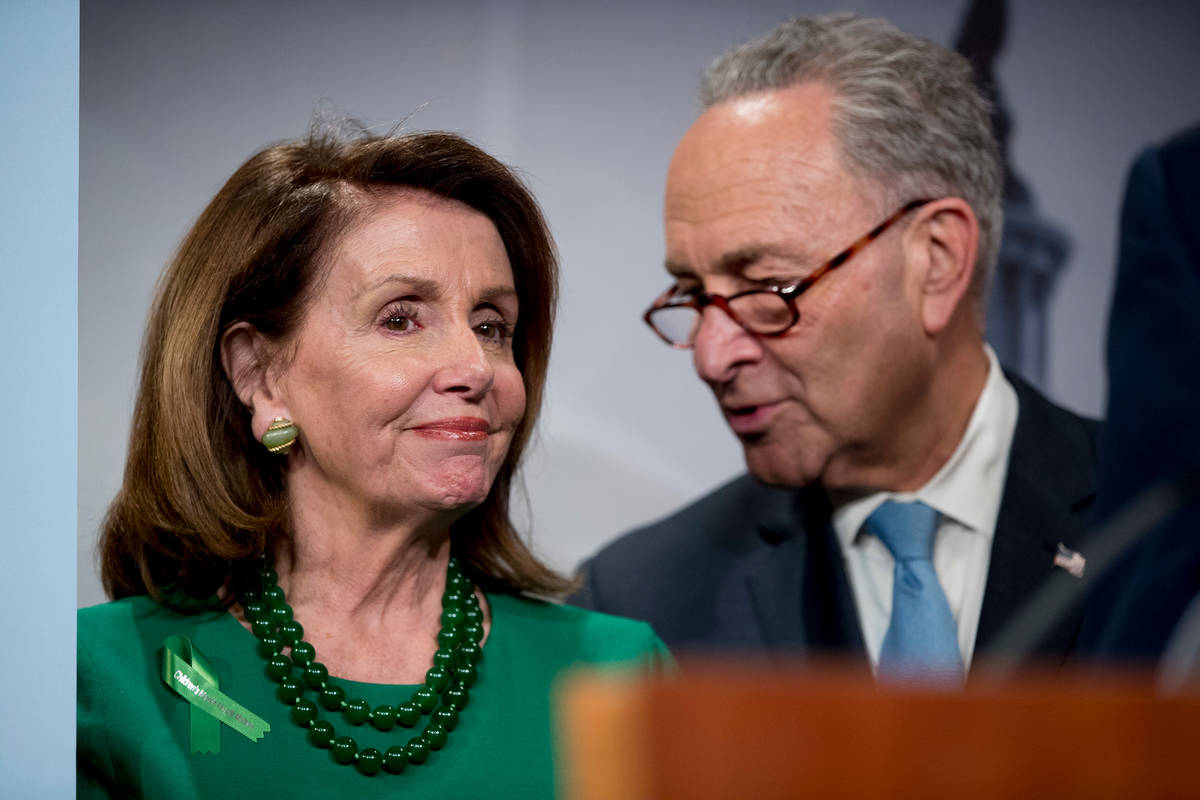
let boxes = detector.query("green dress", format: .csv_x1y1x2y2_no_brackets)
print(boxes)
78,593,669,799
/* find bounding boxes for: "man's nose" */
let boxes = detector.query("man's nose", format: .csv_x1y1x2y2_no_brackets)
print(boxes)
692,305,762,384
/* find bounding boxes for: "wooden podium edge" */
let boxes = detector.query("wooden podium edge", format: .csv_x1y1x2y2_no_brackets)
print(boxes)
556,668,653,800
556,660,1200,800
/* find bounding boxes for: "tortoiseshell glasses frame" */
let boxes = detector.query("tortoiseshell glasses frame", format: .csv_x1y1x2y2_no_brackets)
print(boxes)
643,198,933,349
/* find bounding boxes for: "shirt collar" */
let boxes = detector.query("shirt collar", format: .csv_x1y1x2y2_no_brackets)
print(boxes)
831,345,1018,549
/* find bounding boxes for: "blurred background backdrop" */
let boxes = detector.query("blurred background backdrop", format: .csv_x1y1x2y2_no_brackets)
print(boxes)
79,0,1200,606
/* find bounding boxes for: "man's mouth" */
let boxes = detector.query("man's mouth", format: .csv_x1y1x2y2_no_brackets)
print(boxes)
722,402,780,435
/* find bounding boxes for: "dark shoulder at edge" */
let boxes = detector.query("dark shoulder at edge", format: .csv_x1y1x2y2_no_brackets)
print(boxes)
586,472,789,567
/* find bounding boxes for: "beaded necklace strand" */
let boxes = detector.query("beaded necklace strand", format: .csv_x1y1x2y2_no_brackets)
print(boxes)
239,556,484,776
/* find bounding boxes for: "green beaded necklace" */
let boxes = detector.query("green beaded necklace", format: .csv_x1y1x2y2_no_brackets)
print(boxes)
239,556,484,776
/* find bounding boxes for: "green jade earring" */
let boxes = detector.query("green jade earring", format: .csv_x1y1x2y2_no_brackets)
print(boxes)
240,557,484,776
262,417,298,454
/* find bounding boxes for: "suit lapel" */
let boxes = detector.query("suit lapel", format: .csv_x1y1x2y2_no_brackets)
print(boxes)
975,470,1071,657
975,376,1099,664
742,487,865,659
743,535,806,652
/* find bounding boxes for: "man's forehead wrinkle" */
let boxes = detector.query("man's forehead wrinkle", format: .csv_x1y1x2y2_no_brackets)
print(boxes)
665,178,830,272
664,169,817,233
668,146,842,217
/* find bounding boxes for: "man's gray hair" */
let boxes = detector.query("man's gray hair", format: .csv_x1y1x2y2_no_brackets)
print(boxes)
701,13,1003,312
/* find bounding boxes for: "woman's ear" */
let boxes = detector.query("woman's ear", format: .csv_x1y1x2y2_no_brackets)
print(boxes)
220,322,290,440
907,198,980,336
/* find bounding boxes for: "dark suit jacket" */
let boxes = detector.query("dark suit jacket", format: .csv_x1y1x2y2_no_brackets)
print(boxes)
570,376,1100,671
1077,126,1200,662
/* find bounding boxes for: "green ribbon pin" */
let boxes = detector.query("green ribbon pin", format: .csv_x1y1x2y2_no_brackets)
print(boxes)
159,634,270,753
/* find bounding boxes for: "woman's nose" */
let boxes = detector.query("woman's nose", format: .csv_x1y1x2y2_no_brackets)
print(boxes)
433,327,495,398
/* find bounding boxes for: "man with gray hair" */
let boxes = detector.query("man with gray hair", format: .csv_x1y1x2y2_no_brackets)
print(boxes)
570,14,1099,682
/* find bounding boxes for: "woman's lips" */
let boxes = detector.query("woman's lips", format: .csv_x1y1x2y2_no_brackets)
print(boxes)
722,402,781,435
412,417,490,441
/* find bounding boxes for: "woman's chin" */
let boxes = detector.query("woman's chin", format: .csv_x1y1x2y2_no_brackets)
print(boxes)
428,488,489,512
417,467,495,513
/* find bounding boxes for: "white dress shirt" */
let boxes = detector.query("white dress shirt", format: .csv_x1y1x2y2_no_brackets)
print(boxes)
831,345,1018,672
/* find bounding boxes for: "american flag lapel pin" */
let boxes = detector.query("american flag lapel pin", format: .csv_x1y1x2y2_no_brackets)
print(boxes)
1053,542,1086,579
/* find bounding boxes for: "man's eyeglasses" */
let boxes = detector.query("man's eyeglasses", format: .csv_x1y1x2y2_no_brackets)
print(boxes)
643,198,933,348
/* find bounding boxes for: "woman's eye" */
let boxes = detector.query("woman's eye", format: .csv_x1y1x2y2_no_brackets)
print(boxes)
383,312,418,332
476,320,512,342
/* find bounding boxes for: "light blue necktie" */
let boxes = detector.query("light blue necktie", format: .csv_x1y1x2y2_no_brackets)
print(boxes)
865,500,964,684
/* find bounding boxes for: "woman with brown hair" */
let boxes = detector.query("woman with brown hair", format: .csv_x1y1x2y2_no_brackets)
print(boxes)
78,129,667,798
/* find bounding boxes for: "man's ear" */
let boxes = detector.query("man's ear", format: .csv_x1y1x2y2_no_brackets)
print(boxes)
220,322,290,441
906,197,980,336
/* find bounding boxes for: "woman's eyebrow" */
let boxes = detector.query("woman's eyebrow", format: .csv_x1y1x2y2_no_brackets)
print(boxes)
477,285,518,306
353,273,441,300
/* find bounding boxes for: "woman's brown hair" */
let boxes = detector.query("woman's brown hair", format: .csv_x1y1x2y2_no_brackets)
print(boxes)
100,128,569,603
